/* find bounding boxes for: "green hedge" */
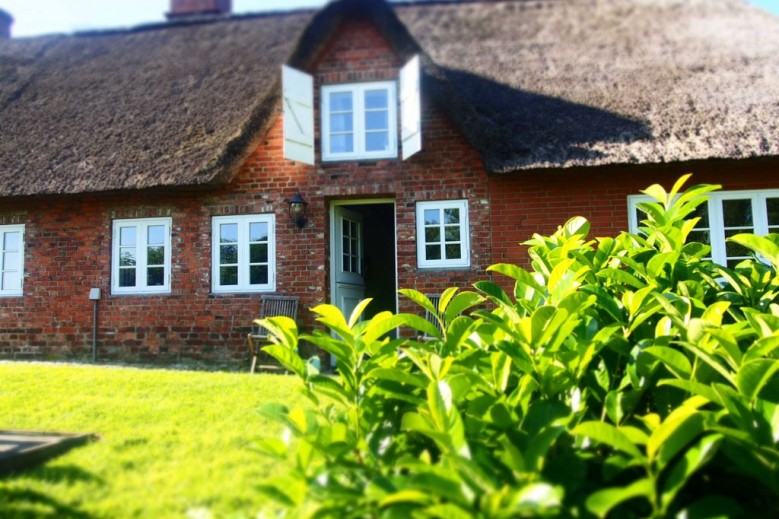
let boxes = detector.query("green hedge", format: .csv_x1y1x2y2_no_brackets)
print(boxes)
255,175,779,518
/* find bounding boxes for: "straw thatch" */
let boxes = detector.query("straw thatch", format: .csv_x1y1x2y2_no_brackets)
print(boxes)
0,0,777,197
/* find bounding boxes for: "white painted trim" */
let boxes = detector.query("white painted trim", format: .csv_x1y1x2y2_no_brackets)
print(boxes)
211,214,276,294
400,55,422,159
416,200,471,269
329,199,398,315
282,65,315,165
0,224,25,297
111,217,172,295
628,188,779,267
321,81,398,162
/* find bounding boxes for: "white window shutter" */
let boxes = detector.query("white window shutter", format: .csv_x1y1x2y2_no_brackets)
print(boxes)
399,55,422,160
282,65,315,166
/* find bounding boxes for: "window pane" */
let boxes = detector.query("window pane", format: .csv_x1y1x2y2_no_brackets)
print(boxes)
3,232,19,250
147,246,164,266
445,244,462,260
220,266,238,286
147,267,164,286
424,209,440,225
725,229,751,258
2,271,20,291
365,131,389,152
119,249,136,267
119,268,136,287
426,244,441,260
2,251,19,270
220,244,238,265
722,199,753,227
691,201,709,227
342,254,351,273
330,112,353,132
250,243,268,264
767,198,779,226
365,111,388,131
425,227,440,243
687,230,710,245
726,259,744,269
444,208,460,224
250,222,268,242
147,225,165,246
330,92,353,111
250,265,268,285
120,227,136,246
330,134,354,154
364,89,388,109
220,223,238,243
444,226,461,242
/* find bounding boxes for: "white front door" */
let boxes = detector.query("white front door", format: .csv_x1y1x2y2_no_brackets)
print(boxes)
332,206,366,321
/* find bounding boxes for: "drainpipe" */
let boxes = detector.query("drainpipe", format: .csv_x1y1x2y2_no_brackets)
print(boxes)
89,288,101,361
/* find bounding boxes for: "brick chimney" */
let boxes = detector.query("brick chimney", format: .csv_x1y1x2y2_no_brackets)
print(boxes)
0,9,13,39
167,0,232,20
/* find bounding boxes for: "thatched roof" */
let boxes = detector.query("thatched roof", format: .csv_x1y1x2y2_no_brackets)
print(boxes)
398,0,779,172
0,0,777,197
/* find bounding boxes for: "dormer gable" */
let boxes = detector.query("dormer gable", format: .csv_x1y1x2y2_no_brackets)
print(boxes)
280,0,422,166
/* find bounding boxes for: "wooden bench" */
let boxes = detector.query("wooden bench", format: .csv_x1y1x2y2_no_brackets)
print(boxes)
247,295,300,373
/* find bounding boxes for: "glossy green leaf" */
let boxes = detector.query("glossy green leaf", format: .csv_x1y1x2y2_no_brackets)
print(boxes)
737,359,779,403
660,434,722,510
573,421,644,460
262,344,307,379
399,288,438,317
647,397,706,463
643,346,692,379
585,478,653,518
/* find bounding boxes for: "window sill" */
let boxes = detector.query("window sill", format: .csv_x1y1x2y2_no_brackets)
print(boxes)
110,289,172,296
416,265,472,272
211,288,276,295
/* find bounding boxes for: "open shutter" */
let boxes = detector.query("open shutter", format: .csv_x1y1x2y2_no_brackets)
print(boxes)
399,55,422,160
282,65,315,166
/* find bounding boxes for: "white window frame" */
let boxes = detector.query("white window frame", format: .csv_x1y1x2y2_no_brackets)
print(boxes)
0,224,24,297
628,189,779,267
111,218,172,295
321,81,398,162
211,214,276,294
416,200,471,269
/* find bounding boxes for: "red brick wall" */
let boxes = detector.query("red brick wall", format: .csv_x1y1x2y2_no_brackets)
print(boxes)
489,160,779,281
0,17,492,364
3,15,776,365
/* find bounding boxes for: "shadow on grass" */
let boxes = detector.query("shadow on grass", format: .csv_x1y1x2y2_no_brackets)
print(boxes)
0,488,95,518
0,464,102,518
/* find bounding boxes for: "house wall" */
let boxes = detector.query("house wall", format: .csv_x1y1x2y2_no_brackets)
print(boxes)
489,160,779,289
0,17,492,365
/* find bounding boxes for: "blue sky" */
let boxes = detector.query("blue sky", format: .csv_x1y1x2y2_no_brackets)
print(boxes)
1,0,778,38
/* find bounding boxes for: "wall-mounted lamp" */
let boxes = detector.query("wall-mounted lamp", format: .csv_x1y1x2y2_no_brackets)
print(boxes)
287,193,308,229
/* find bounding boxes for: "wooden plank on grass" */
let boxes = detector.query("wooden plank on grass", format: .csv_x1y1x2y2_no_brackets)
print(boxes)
0,430,97,476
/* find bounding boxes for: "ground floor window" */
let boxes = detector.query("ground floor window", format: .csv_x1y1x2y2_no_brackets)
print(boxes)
212,214,275,293
0,224,24,296
112,218,172,294
628,189,779,268
416,200,470,268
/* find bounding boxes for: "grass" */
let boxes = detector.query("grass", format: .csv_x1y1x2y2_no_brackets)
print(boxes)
0,362,304,518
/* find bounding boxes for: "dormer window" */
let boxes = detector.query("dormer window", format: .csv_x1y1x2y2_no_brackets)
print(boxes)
282,55,421,166
321,82,397,161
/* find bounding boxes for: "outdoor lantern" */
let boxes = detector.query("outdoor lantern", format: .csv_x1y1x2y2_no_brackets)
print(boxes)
288,193,308,229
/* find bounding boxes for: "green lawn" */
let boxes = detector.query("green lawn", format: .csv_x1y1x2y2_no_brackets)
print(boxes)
0,362,303,518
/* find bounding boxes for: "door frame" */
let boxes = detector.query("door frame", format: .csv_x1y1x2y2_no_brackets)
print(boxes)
329,198,398,316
